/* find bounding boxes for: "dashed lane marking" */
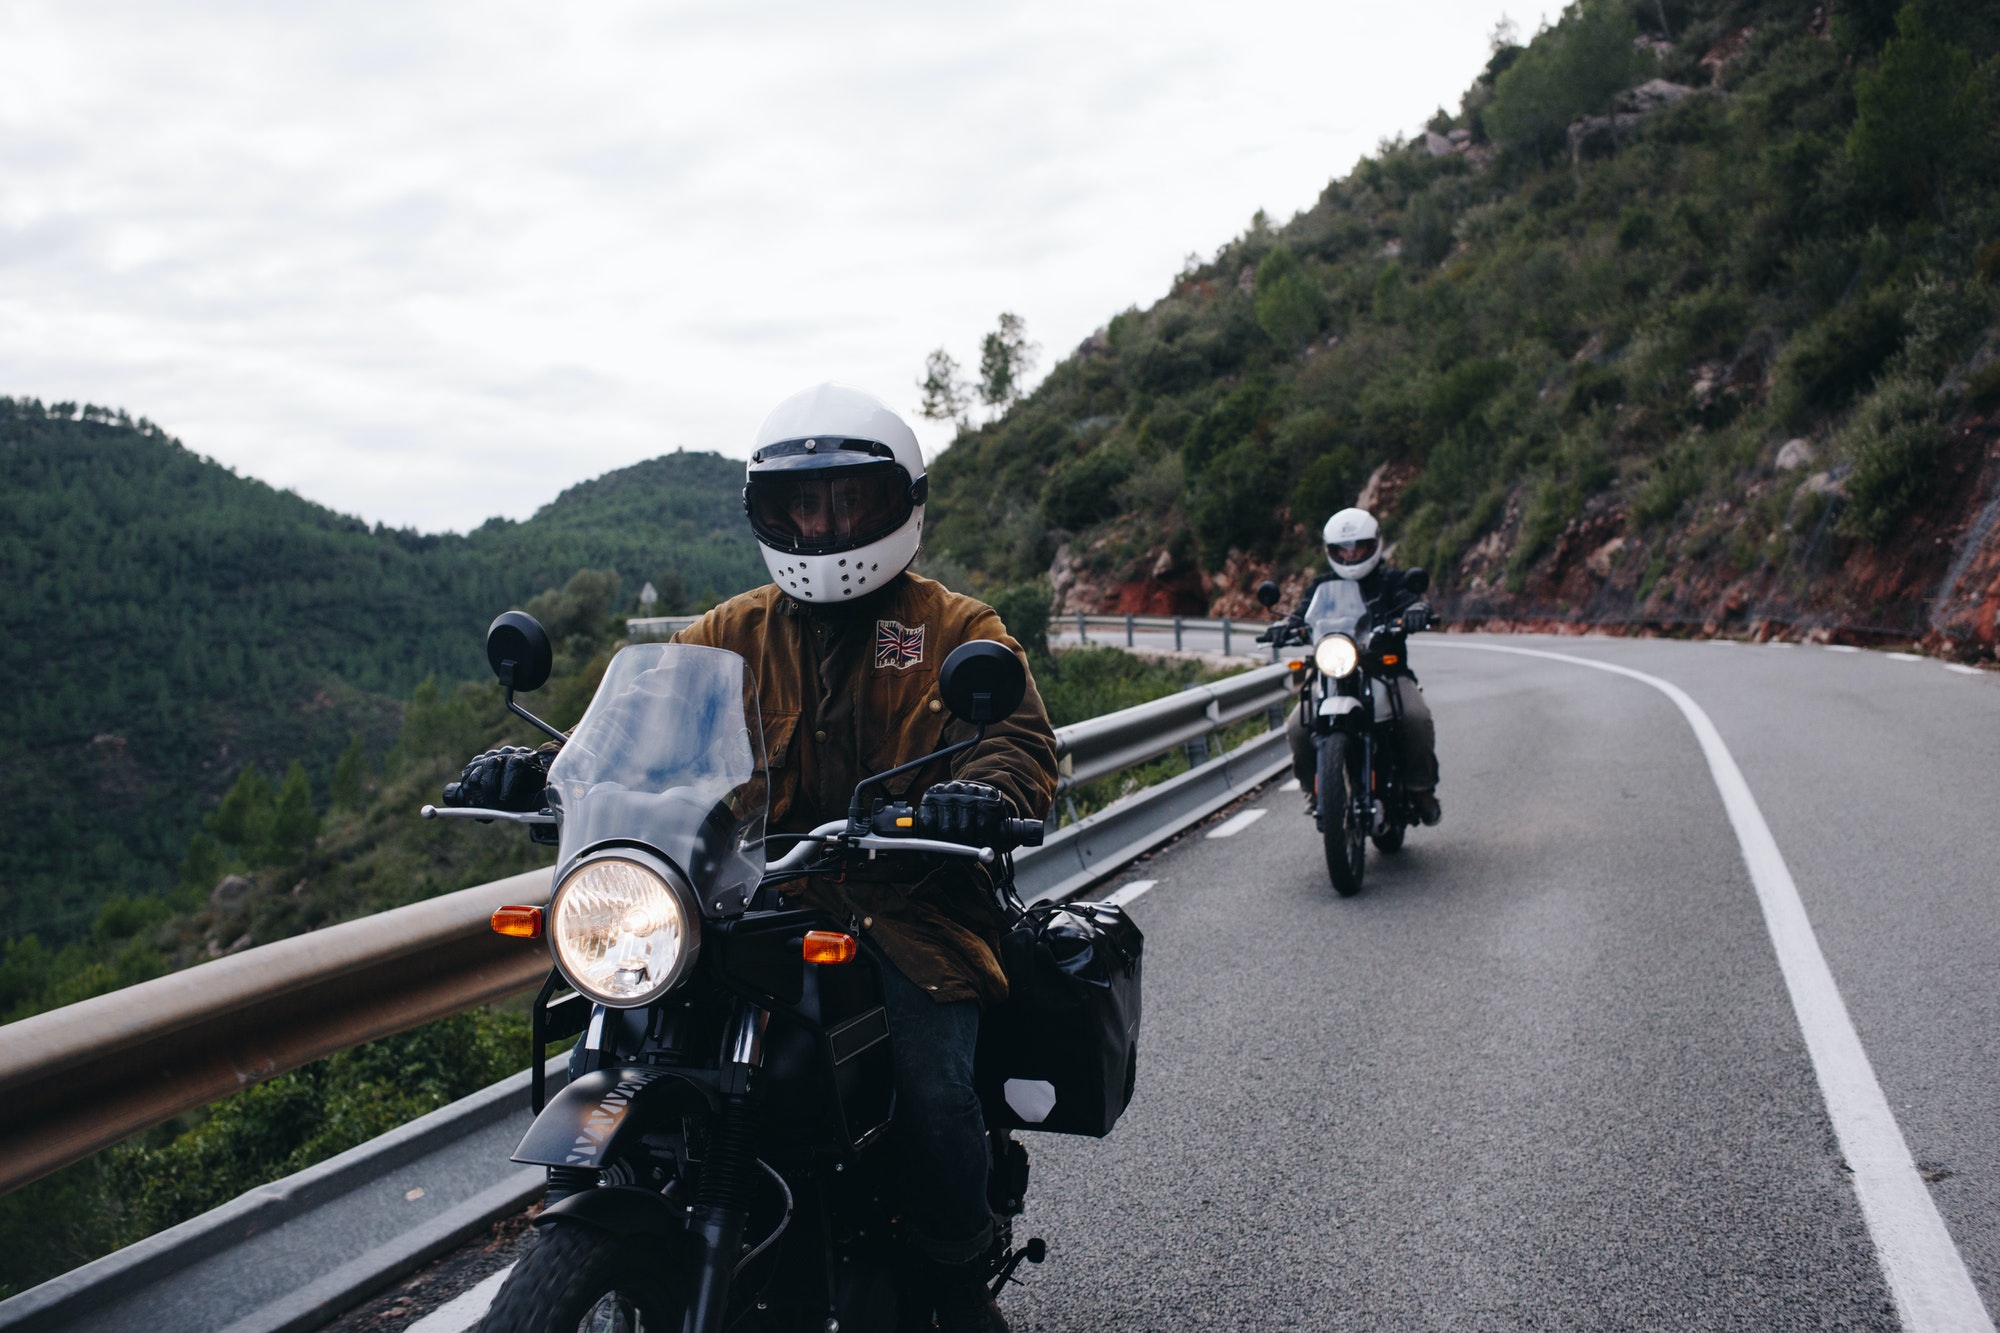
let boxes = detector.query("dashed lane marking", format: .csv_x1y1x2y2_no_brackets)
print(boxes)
1826,644,1862,653
1103,879,1158,907
1888,652,1923,662
1946,664,1983,676
1431,640,1995,1333
405,1263,515,1333
1206,809,1268,839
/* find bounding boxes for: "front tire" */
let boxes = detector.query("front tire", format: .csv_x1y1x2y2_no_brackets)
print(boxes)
1316,733,1366,897
478,1218,686,1333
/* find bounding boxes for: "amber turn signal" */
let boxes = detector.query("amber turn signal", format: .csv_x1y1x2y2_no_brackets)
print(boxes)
491,905,544,939
802,930,858,965
1380,654,1400,666
1287,659,1306,671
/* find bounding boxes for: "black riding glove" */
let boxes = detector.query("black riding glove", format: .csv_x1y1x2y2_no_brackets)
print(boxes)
442,746,551,813
1402,602,1431,633
918,779,1012,843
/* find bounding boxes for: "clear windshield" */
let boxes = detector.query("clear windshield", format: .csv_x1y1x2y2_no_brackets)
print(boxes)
546,644,767,893
1305,579,1369,641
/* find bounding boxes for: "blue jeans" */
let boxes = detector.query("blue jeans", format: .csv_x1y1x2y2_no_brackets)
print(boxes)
872,949,992,1265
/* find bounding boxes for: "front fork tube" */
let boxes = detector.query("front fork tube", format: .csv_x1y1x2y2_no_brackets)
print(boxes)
682,1002,769,1333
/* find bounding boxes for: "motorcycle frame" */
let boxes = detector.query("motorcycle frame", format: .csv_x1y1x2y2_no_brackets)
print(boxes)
510,789,1029,1332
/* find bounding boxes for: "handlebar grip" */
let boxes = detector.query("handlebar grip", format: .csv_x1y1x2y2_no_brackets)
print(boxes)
1003,817,1046,848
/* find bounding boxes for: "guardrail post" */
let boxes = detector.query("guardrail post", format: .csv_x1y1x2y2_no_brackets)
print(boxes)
1124,613,1134,647
1173,616,1184,650
1222,617,1232,657
1076,610,1087,644
1266,701,1286,731
1183,734,1209,767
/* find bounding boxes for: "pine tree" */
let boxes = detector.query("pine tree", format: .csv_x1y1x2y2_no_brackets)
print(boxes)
268,762,319,868
330,734,367,811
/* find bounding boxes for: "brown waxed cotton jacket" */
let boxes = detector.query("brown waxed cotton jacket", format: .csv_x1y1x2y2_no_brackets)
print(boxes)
672,572,1059,1005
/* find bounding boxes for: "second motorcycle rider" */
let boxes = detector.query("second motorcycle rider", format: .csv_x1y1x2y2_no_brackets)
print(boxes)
1285,506,1442,827
678,382,1058,1332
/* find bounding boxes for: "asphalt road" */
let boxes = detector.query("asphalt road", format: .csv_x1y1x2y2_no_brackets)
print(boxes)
317,631,1999,1331
998,631,1997,1330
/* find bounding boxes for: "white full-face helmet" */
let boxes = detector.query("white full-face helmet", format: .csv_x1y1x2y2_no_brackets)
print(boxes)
742,383,927,603
1323,507,1382,580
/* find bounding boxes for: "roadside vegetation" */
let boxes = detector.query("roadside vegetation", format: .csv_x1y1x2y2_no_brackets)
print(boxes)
924,0,2000,644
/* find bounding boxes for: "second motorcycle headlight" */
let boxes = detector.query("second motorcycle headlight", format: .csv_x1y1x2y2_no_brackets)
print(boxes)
549,857,698,1007
1314,634,1360,678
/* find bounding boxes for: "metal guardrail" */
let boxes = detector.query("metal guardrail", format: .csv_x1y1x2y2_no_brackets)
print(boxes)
625,614,700,639
632,613,1278,657
0,869,554,1198
0,662,1294,1198
1059,612,1270,658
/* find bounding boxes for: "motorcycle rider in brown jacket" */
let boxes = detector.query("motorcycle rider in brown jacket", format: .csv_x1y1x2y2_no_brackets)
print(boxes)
678,384,1059,1332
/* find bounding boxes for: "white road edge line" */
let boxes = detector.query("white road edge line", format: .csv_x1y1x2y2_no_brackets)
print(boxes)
1206,808,1267,839
1280,777,1302,792
1103,879,1158,907
1945,664,1982,676
1432,640,1994,1333
405,1262,515,1333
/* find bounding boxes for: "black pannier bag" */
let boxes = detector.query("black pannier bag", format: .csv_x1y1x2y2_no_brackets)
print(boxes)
975,900,1143,1137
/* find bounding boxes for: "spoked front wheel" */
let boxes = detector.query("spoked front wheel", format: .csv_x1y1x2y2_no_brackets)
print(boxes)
1316,734,1366,897
477,1219,686,1333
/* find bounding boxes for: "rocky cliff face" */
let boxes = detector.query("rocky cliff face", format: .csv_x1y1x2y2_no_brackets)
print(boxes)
1053,418,2000,658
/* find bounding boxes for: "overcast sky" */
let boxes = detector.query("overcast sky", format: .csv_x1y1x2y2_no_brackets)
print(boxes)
2,0,1506,532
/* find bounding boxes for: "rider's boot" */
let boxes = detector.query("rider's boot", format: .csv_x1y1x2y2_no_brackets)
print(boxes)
926,1257,1009,1333
1411,790,1441,826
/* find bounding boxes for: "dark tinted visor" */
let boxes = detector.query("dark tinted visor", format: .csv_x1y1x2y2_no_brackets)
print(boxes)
1328,538,1379,565
745,455,915,554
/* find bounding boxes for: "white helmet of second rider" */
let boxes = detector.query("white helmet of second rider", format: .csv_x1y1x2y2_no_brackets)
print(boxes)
1323,507,1382,580
742,383,927,603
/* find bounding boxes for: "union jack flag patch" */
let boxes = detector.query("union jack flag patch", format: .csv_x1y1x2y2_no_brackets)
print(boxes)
875,620,926,670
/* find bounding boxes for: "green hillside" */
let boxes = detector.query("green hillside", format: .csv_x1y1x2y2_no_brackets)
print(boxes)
926,0,2000,652
0,398,764,942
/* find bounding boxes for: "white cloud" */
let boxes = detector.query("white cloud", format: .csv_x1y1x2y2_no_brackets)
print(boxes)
0,0,1502,531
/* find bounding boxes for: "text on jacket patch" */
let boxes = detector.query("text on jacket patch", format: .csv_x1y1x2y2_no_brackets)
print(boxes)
875,620,925,670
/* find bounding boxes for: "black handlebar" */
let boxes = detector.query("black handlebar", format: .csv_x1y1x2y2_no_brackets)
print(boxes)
1002,817,1046,848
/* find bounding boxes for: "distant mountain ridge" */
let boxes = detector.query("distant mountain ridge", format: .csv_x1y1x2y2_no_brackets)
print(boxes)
0,397,765,940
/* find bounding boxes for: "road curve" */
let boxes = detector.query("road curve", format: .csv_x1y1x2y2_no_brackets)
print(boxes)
1001,632,1997,1330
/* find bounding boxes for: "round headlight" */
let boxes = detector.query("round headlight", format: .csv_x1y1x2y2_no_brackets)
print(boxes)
549,857,698,1007
1314,634,1359,678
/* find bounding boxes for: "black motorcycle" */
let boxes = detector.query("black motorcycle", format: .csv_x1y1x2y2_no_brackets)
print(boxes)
1255,577,1433,897
421,612,1141,1332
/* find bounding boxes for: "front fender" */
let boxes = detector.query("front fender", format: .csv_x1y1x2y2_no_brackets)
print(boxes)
512,1065,715,1170
538,1184,688,1242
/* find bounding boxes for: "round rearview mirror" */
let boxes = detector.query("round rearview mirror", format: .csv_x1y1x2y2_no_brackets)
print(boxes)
938,641,1026,725
1255,580,1281,608
1406,568,1431,595
487,611,553,693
